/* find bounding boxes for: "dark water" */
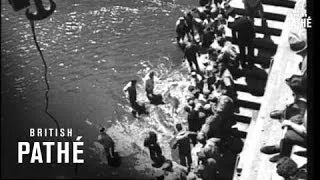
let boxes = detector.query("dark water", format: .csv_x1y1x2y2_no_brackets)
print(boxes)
1,0,199,178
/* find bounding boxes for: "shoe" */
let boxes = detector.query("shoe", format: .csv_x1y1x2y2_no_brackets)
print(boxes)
260,145,280,154
269,110,284,119
269,154,284,163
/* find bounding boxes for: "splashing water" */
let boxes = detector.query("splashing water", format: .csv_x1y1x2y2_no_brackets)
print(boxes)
90,59,194,176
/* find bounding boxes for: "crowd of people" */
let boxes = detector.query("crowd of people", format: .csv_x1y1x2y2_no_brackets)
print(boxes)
97,0,308,179
259,28,307,179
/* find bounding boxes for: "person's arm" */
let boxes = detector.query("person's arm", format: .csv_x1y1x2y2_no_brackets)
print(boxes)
123,82,131,92
282,120,307,137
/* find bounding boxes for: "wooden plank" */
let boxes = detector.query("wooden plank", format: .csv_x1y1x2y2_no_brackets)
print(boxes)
261,0,296,9
228,22,282,36
232,8,286,22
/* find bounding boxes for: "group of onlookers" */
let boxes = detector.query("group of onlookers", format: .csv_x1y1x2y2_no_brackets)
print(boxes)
99,0,309,179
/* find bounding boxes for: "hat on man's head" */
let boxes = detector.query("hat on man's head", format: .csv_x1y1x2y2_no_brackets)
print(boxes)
149,71,155,78
99,127,106,133
288,30,307,54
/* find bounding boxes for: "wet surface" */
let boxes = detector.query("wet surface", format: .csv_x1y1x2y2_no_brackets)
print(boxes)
1,0,200,178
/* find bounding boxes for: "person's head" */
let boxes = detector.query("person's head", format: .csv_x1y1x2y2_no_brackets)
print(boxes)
178,17,185,25
149,71,155,79
99,127,106,133
203,103,211,111
184,11,193,20
175,123,183,132
188,99,195,108
210,3,219,18
149,131,157,142
197,131,207,145
194,102,203,111
276,157,298,179
184,105,191,113
131,80,137,85
191,71,197,78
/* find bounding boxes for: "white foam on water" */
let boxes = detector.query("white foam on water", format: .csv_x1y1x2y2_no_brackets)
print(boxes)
92,58,195,173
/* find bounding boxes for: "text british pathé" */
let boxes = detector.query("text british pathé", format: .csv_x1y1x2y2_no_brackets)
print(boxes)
18,128,84,164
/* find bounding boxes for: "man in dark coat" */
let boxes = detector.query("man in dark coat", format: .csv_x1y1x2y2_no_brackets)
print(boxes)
123,80,148,117
98,127,115,158
176,17,190,44
184,42,200,72
229,16,255,68
145,72,165,105
172,124,195,169
144,131,166,167
184,106,200,145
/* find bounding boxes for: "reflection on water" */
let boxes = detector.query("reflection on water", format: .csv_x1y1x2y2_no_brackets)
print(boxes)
1,0,199,178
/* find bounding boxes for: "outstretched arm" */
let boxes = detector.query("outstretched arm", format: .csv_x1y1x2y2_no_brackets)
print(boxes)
123,82,131,92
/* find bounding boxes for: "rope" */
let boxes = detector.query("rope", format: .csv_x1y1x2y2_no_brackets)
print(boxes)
29,20,60,130
29,19,79,178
